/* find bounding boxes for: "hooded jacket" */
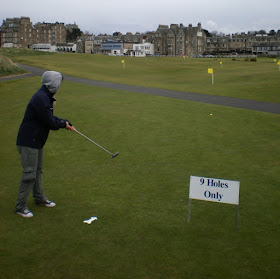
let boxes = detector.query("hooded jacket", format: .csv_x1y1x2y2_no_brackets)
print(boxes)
16,71,67,149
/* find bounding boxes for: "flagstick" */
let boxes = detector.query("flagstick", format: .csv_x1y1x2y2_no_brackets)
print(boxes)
208,68,214,85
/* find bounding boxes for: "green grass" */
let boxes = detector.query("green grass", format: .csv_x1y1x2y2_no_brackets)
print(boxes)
0,47,54,58
0,48,52,77
1,76,280,278
2,48,279,103
0,54,27,77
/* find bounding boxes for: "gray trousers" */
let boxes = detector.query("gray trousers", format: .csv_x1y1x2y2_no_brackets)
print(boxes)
16,146,47,211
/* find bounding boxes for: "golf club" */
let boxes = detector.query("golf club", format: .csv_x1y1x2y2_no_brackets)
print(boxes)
74,128,119,159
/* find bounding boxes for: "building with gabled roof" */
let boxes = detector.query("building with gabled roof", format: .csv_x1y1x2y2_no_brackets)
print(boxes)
154,23,207,56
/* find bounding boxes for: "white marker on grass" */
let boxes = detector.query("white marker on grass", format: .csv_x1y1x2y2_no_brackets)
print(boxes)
83,216,98,224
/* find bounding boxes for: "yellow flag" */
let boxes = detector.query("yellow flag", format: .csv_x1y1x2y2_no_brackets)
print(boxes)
220,61,223,65
208,68,213,74
121,60,125,64
277,61,280,65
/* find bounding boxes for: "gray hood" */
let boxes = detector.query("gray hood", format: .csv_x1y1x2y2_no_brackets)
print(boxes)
41,71,63,94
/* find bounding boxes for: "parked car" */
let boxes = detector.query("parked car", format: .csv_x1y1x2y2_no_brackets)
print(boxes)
193,54,203,58
204,54,215,58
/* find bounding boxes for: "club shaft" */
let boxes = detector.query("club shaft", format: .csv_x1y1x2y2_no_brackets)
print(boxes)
74,129,112,155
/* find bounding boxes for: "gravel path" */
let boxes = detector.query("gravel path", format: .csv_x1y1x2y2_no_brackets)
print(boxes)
1,64,280,114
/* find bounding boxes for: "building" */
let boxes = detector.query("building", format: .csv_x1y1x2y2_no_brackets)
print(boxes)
252,43,280,55
33,22,66,45
76,39,84,53
92,35,111,54
0,17,33,48
206,35,231,54
229,32,248,53
31,43,54,52
101,40,122,55
131,42,154,57
85,40,94,54
153,23,207,56
1,17,66,48
152,24,280,56
121,32,143,43
55,43,76,52
154,25,169,55
1,17,279,56
122,42,133,55
206,31,280,55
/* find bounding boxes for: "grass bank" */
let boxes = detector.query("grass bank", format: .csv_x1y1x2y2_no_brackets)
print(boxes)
0,47,54,59
0,54,26,77
0,48,54,77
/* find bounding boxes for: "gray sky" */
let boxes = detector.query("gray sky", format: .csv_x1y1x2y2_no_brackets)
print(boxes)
1,0,279,35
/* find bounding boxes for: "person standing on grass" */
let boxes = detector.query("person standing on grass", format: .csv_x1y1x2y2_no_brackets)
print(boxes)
15,71,75,218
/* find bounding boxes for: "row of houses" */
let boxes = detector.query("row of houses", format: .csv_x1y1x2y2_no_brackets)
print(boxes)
77,24,280,56
1,17,280,56
29,40,154,57
153,23,280,56
70,24,207,56
0,17,67,48
76,34,154,57
207,32,280,55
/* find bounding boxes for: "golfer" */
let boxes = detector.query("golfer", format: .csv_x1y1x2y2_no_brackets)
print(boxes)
15,71,75,218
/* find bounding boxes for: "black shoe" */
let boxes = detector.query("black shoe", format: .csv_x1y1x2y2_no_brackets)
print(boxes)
36,199,56,207
16,208,34,218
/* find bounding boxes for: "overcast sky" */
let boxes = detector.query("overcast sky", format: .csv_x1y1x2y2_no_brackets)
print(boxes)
1,0,279,35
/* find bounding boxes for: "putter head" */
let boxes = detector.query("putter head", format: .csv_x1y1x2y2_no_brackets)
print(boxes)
111,152,119,159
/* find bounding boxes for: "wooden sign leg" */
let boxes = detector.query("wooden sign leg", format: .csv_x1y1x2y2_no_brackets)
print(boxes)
187,198,192,223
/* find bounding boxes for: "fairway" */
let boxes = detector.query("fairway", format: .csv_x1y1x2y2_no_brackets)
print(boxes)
4,50,280,103
1,53,280,278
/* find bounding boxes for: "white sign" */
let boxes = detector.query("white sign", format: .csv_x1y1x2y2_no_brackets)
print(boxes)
189,175,240,205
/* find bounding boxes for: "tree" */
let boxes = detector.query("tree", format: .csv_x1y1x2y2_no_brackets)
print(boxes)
66,28,82,42
113,31,122,37
258,30,266,34
203,29,212,37
268,29,276,35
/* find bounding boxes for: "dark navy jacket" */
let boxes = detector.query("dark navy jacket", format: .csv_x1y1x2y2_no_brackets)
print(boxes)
16,85,66,149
